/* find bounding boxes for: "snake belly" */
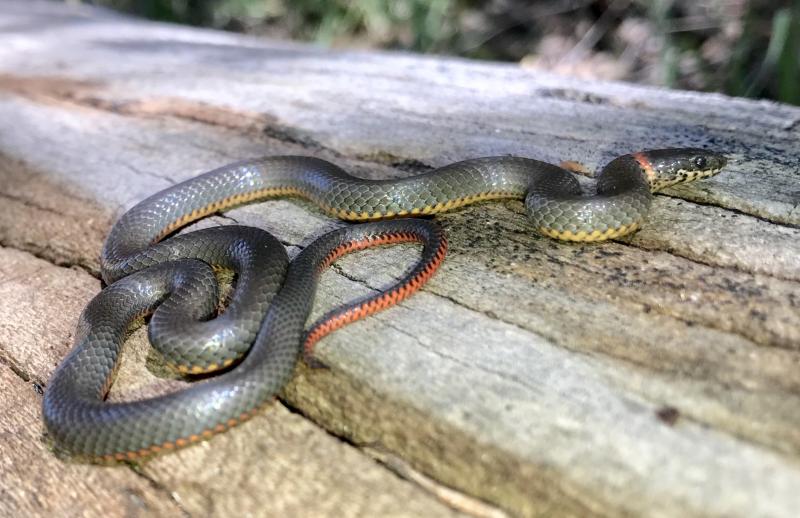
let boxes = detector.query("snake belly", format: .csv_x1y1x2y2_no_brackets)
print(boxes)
43,148,725,459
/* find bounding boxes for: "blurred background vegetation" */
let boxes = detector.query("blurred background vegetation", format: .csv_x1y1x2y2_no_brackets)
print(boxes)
68,0,800,105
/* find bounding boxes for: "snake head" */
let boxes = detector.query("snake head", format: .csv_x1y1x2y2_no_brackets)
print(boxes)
633,148,727,192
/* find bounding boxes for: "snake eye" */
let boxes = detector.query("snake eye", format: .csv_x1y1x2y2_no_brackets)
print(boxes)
693,156,708,169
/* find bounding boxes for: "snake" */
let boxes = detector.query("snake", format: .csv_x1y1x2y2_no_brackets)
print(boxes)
43,148,726,461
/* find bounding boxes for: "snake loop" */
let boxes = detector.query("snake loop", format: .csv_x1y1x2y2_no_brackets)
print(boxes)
43,148,725,459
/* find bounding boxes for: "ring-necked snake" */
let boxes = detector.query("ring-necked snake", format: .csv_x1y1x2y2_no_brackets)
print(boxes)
43,148,726,460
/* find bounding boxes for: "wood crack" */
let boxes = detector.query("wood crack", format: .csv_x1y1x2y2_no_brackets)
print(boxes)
128,464,193,518
657,191,800,230
0,239,100,278
324,253,682,375
621,234,800,284
0,349,43,387
379,318,544,395
0,192,67,218
555,243,793,351
279,396,505,518
123,163,177,186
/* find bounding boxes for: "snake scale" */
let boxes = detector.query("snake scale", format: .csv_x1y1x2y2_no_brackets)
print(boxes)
43,148,726,460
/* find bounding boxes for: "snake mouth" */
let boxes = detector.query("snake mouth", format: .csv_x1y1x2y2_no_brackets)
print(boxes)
636,149,727,191
683,165,724,181
648,168,722,191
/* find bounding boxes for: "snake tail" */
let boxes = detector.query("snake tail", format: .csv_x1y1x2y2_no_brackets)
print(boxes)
43,220,446,460
302,226,448,363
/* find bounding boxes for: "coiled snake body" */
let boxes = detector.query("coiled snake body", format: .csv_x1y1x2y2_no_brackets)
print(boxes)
43,149,726,460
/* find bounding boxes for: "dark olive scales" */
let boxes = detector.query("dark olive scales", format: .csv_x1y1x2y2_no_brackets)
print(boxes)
45,220,447,460
43,148,725,459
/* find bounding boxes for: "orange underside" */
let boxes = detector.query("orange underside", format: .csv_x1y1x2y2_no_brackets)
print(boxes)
303,231,448,358
101,224,447,462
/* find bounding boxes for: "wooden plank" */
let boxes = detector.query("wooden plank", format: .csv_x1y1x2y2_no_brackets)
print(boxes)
0,246,185,517
1,1,798,516
0,363,187,517
0,245,468,518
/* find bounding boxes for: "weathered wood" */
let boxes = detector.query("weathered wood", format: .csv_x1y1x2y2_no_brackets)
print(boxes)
0,1,798,517
0,245,466,517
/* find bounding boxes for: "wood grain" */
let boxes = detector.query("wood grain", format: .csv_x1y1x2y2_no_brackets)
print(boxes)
0,1,798,516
